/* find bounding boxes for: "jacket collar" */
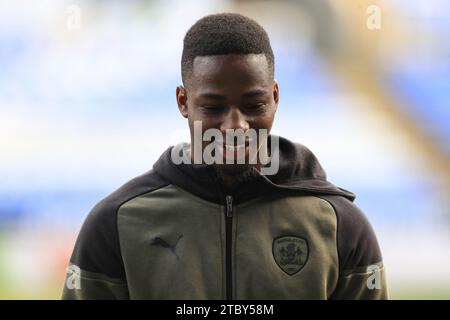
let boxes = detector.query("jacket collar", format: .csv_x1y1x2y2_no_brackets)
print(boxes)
153,135,355,204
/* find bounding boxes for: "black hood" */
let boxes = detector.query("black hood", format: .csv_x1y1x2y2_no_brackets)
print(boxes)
153,135,355,204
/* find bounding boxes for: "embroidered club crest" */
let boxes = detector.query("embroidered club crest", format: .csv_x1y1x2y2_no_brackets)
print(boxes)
273,236,308,275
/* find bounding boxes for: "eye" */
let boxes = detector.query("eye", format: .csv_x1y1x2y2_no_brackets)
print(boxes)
201,105,224,112
244,103,266,110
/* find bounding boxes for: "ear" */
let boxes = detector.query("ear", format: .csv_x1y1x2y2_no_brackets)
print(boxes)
273,80,279,109
176,85,189,118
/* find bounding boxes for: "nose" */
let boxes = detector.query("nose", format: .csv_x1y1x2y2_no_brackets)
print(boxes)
220,107,250,133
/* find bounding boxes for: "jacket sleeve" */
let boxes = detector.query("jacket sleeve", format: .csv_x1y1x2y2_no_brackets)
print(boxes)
62,198,129,299
319,195,389,299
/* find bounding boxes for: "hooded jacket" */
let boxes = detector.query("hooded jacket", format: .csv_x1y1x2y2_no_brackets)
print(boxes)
62,136,388,299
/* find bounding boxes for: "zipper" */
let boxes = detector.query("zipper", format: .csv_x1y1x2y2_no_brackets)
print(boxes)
225,195,233,300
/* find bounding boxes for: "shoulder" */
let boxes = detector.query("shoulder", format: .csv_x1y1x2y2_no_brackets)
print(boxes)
89,169,169,222
316,195,382,273
70,170,169,278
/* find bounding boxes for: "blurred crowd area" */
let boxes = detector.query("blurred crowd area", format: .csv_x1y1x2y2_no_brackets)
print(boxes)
0,0,449,299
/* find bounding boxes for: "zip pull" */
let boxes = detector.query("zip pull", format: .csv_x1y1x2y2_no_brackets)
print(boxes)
225,195,233,218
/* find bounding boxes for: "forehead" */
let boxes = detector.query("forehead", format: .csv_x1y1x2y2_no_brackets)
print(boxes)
189,54,272,91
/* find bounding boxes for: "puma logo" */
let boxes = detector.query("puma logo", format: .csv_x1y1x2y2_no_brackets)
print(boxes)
151,234,183,260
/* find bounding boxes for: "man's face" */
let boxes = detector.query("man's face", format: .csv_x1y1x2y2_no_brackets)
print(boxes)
176,54,279,174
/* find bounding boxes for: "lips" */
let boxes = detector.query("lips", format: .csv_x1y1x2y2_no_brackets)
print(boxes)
196,136,261,165
215,138,253,148
222,139,253,162
224,143,246,151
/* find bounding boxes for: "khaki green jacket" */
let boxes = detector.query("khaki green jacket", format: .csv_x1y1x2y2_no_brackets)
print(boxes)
62,136,388,299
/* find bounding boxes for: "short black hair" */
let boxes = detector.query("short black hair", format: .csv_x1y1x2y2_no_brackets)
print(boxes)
181,13,275,85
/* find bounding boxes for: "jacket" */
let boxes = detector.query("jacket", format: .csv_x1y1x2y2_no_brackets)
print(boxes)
62,135,388,299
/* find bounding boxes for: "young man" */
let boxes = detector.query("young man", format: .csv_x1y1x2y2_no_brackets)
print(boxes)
62,13,388,299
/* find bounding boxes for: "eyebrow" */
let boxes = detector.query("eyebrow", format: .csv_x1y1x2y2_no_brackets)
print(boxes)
241,89,269,98
198,93,226,100
199,89,269,100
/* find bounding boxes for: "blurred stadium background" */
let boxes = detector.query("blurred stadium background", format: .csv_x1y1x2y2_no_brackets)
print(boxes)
0,0,449,299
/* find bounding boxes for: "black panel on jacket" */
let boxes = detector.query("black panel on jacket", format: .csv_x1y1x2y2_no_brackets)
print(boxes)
317,195,383,273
